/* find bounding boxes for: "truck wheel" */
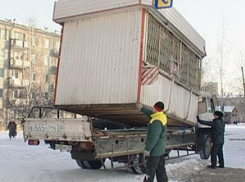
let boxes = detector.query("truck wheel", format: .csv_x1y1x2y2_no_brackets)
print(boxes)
83,160,103,169
200,135,212,160
130,154,146,174
76,160,87,169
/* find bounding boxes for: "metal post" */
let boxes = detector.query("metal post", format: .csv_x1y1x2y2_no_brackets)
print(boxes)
186,146,189,155
110,157,114,169
39,108,42,118
101,159,107,170
241,66,245,98
57,109,60,118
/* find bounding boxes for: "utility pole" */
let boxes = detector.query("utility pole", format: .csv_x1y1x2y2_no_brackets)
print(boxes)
241,66,245,98
220,17,225,112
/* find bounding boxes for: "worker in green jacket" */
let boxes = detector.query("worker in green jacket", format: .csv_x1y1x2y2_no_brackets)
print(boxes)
138,101,168,182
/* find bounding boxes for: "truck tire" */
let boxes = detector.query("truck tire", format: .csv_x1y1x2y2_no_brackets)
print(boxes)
76,160,87,169
130,154,146,174
83,160,103,169
200,135,212,160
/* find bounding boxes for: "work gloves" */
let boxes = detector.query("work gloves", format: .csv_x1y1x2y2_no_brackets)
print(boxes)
136,102,143,110
143,150,150,157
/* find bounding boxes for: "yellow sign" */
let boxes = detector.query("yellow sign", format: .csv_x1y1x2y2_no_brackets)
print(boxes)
155,0,173,9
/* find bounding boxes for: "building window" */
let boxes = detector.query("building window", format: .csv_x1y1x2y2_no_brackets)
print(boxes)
55,59,58,66
13,70,19,79
13,90,18,98
0,29,6,39
14,52,23,60
56,41,60,49
44,56,50,66
31,54,36,64
45,92,49,99
14,32,24,41
32,73,36,81
44,74,49,83
0,49,5,59
44,39,50,48
0,89,3,97
13,90,22,98
0,69,4,78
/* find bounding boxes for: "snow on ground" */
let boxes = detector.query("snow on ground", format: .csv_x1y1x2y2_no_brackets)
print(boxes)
0,125,245,182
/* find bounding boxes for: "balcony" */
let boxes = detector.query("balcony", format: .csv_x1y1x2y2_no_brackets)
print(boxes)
10,59,31,69
9,79,30,87
9,78,21,87
11,39,29,49
22,79,30,86
12,39,23,47
10,59,23,69
23,60,31,67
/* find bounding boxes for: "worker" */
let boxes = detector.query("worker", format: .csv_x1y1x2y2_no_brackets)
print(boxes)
138,101,168,182
197,111,225,169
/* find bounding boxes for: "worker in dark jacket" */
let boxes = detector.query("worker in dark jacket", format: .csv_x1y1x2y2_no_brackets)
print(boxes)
138,101,168,182
197,111,225,169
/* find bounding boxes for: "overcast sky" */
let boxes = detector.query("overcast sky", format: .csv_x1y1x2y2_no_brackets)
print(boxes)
0,0,244,93
174,0,245,94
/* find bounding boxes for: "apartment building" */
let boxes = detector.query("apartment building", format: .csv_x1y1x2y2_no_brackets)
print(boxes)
0,19,60,129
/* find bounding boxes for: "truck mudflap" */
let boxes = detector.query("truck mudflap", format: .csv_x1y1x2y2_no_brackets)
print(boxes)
23,118,92,142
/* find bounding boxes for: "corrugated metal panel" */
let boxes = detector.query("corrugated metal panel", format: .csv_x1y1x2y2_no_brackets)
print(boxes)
56,9,142,105
140,75,198,125
54,0,140,22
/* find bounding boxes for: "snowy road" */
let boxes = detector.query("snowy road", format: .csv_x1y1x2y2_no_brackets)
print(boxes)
0,125,245,182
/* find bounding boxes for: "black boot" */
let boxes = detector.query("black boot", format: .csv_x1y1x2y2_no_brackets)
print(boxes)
207,165,216,169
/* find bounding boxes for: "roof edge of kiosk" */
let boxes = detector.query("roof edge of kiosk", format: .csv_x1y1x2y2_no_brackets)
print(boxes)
53,0,206,57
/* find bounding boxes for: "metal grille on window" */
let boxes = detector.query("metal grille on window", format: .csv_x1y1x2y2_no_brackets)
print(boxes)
145,12,201,91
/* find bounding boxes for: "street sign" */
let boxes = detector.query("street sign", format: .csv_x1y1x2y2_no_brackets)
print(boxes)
155,0,173,9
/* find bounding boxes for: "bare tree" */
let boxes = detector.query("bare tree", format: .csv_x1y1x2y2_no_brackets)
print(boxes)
8,83,53,119
202,17,232,98
26,16,37,28
0,110,4,130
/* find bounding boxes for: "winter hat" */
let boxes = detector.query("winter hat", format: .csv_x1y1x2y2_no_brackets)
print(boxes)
214,111,223,118
154,101,164,111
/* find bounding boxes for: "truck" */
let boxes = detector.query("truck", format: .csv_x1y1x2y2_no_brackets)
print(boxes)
23,0,216,173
